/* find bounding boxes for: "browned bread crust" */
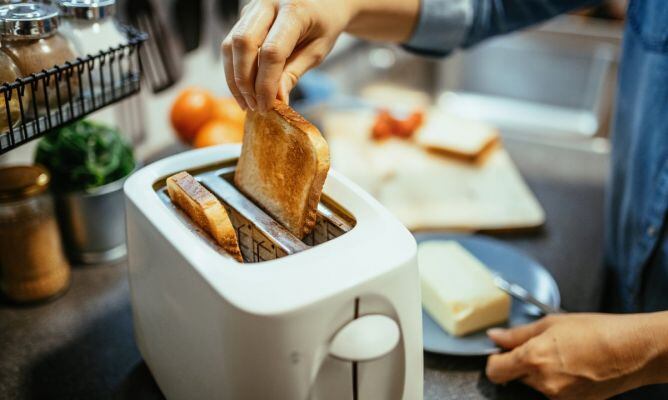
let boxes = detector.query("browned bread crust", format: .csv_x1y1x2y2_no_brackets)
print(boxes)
167,171,243,262
234,100,330,238
425,137,501,165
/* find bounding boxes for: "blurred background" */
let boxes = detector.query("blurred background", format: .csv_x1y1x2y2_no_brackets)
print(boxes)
2,0,627,164
0,0,630,278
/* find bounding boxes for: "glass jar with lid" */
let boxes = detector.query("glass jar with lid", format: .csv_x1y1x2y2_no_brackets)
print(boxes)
0,3,79,110
0,49,28,131
58,0,127,96
0,165,70,303
58,0,126,56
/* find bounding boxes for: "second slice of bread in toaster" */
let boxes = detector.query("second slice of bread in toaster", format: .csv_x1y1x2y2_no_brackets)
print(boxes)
167,171,243,262
234,100,330,239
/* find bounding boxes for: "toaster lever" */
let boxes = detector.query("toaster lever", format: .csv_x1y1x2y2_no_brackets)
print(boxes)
329,315,400,362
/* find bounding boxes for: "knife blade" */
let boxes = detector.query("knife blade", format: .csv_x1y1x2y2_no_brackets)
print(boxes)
493,274,564,315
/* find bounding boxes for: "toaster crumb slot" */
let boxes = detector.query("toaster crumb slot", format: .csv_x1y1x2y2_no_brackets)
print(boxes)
155,161,356,263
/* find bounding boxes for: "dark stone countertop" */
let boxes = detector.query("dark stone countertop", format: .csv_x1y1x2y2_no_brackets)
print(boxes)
0,138,609,400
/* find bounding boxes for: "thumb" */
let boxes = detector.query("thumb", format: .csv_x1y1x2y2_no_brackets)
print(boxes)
277,73,295,105
486,345,531,384
487,319,549,350
277,45,327,104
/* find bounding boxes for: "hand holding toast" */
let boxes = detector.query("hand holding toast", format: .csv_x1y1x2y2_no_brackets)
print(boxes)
222,0,420,112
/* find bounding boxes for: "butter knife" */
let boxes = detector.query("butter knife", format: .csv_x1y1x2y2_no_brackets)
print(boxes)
493,275,563,315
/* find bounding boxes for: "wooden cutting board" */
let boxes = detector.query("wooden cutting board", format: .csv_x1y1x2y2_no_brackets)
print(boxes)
322,110,545,232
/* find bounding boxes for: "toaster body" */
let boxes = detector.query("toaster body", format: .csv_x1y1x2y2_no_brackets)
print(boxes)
124,145,423,399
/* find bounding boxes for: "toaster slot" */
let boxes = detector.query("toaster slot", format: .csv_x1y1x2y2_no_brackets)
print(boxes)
155,161,356,263
200,171,310,260
211,167,354,246
156,188,244,261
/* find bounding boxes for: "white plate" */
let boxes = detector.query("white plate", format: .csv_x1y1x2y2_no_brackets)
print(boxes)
416,234,561,356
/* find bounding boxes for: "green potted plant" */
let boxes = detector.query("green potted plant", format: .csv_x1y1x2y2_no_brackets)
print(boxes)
35,120,136,264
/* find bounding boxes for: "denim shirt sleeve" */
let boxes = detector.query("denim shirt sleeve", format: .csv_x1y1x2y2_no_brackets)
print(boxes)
404,0,600,56
404,0,473,56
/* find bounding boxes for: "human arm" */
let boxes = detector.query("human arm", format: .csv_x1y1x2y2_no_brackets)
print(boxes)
221,0,420,112
222,0,599,112
486,312,668,399
406,0,599,55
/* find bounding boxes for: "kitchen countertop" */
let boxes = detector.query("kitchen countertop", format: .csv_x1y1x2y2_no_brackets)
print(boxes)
0,138,609,400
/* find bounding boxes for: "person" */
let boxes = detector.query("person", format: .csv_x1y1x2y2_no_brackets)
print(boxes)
222,0,668,398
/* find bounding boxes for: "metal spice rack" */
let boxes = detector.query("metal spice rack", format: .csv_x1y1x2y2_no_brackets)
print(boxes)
0,26,147,155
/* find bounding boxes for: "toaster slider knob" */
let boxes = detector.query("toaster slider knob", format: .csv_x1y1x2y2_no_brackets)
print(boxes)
329,315,400,362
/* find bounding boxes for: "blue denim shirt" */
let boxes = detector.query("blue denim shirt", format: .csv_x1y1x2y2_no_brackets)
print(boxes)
405,0,668,397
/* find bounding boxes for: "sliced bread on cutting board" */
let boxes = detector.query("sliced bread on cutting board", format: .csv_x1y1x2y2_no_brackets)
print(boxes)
416,113,500,164
322,109,545,232
235,100,330,239
376,147,544,231
167,171,243,262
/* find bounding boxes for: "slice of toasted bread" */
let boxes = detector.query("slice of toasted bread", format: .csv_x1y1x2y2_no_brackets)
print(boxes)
234,100,330,238
167,171,243,262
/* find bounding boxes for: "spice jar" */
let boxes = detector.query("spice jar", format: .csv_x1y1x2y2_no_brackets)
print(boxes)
0,3,79,110
59,0,125,56
58,0,126,96
0,49,28,131
0,165,70,303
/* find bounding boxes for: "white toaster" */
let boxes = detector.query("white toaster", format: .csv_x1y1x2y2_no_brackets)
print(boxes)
123,144,423,400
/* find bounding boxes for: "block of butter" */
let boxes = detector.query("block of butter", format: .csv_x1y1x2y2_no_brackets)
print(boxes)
418,241,511,336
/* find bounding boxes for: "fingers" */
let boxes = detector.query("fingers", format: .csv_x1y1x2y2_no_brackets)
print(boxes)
222,0,261,109
222,42,245,110
487,318,551,350
222,1,335,111
486,345,532,384
277,41,329,103
254,6,303,111
277,73,294,104
520,374,548,395
231,5,275,111
223,2,276,110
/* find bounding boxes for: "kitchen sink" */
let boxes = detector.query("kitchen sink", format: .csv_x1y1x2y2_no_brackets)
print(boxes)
313,15,622,144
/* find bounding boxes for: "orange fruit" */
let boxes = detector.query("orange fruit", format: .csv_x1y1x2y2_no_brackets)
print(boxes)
212,97,246,129
170,87,216,143
193,120,244,148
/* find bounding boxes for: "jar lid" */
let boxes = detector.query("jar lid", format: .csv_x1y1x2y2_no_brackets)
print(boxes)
0,165,50,202
58,0,116,21
0,3,60,39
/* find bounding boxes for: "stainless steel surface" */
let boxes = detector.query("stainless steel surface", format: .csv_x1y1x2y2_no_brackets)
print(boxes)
201,167,310,257
0,3,60,38
123,0,183,93
55,177,128,264
437,31,615,138
58,0,116,20
318,15,622,141
493,275,562,315
154,162,355,263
